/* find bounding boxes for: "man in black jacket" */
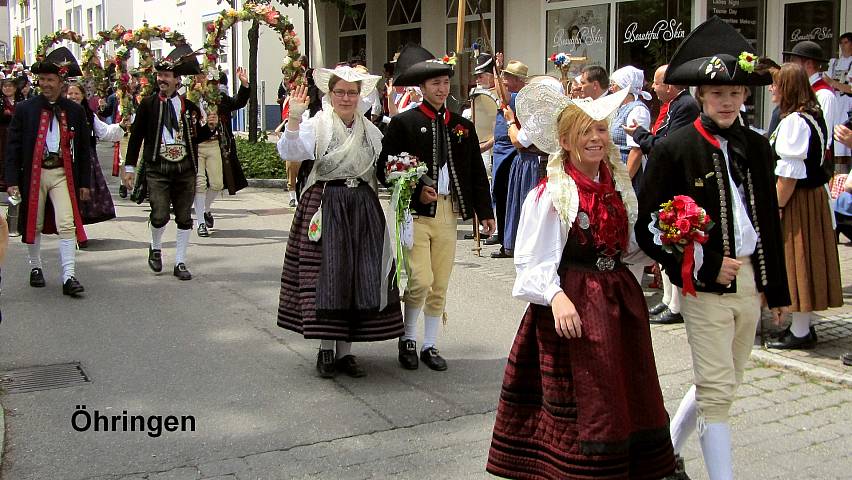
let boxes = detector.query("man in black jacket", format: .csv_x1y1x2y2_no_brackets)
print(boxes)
192,68,250,237
124,46,216,280
625,64,700,325
379,44,494,372
5,47,92,297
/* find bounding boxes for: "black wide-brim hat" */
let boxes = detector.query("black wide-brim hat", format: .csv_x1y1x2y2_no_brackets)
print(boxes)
782,40,828,63
664,16,772,86
473,53,494,75
155,44,201,76
393,43,453,86
31,47,83,77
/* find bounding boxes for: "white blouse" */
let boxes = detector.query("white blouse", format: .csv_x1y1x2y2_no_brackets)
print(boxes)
772,113,809,180
93,116,125,143
276,114,321,162
512,186,569,306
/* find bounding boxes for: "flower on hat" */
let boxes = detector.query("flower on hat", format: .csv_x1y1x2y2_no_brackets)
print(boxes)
738,51,757,73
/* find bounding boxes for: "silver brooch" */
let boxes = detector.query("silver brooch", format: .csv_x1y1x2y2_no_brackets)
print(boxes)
577,212,590,230
420,127,427,133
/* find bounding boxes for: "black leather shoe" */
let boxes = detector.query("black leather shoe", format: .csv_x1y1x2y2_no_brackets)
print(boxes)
648,302,668,316
398,339,419,370
148,248,163,273
29,268,46,287
335,355,366,378
197,224,210,237
490,248,513,258
842,353,852,367
62,277,85,297
766,327,817,350
650,309,684,324
484,235,500,246
173,263,192,281
118,184,128,198
203,212,214,228
316,349,336,378
420,347,448,371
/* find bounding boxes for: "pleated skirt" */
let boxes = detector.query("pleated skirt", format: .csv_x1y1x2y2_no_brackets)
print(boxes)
277,182,404,341
503,153,543,251
782,186,843,312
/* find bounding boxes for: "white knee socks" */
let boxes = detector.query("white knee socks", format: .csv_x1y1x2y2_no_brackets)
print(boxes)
175,229,190,265
699,422,734,480
662,272,673,305
205,189,218,211
151,226,165,250
59,239,76,282
320,339,335,350
669,286,682,314
335,341,352,359
194,193,206,223
403,305,422,341
423,315,441,350
27,233,42,269
790,312,812,337
671,384,698,455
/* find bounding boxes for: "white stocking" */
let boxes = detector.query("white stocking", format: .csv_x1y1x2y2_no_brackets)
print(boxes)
193,193,206,224
423,315,441,350
790,312,812,337
175,228,190,265
27,233,42,269
699,422,734,480
205,189,219,211
335,341,352,359
58,239,76,282
670,385,697,455
151,225,165,250
403,305,422,341
662,272,673,305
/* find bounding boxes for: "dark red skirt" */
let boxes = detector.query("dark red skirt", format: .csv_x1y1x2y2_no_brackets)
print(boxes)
487,266,676,480
277,183,404,341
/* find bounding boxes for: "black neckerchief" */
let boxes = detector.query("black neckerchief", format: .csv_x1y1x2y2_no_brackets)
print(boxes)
699,113,747,187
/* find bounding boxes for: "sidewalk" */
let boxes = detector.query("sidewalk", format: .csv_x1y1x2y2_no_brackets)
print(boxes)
454,221,852,385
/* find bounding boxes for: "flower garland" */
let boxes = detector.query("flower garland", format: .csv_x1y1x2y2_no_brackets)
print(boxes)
35,29,84,61
202,2,302,106
110,23,188,118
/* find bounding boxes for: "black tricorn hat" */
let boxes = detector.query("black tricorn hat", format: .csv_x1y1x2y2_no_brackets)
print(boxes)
665,16,772,86
31,47,83,78
473,53,494,75
782,41,828,63
155,44,201,76
393,43,454,86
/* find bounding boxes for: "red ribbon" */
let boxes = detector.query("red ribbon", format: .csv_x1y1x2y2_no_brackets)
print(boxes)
681,241,698,296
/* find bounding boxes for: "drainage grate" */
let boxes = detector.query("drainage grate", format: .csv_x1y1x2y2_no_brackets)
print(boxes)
0,362,91,394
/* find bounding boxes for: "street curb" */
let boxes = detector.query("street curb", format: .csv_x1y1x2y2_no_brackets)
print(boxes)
247,178,286,189
751,349,852,386
0,400,5,473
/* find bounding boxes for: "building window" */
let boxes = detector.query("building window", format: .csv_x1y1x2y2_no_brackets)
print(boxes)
339,1,367,63
57,19,63,31
95,5,102,31
388,29,421,59
66,10,72,33
388,0,421,25
782,0,839,56
387,0,422,59
545,4,611,79
87,8,94,39
615,0,691,79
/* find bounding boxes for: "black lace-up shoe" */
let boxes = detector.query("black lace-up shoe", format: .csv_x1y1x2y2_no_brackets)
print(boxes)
335,355,366,377
766,326,817,350
173,263,192,281
62,277,85,297
420,346,448,371
148,248,163,272
203,212,214,228
398,339,419,370
29,268,46,287
316,349,336,378
648,302,668,316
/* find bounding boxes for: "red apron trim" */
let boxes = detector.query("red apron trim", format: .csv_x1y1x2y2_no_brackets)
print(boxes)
25,111,51,244
693,118,721,149
59,110,88,244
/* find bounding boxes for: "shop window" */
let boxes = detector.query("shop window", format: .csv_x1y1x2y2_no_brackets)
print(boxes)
615,0,691,81
389,0,421,25
545,4,610,79
783,0,839,57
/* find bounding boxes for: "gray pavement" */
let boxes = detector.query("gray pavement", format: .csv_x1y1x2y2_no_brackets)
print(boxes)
0,158,850,479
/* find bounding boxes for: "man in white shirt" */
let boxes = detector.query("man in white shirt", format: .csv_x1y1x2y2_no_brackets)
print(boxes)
785,41,841,150
825,32,852,162
578,65,609,100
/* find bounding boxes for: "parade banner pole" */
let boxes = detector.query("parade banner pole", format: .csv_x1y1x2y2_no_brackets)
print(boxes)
455,0,466,55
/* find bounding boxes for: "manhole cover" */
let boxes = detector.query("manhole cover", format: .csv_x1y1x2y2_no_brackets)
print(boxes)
0,362,90,394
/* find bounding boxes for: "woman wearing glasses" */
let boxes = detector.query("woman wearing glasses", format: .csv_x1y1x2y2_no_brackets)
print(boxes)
276,65,403,379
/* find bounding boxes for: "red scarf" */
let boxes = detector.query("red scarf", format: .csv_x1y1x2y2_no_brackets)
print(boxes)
564,160,628,256
651,100,670,135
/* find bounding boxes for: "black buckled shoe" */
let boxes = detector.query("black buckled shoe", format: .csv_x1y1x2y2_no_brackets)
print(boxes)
29,268,46,287
173,263,192,281
148,248,163,273
62,277,85,297
648,302,668,316
650,309,684,325
766,326,817,350
316,349,336,378
420,346,448,371
203,212,214,228
398,339,419,370
335,355,366,378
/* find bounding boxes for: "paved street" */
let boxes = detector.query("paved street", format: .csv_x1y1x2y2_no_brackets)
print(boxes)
1,158,851,480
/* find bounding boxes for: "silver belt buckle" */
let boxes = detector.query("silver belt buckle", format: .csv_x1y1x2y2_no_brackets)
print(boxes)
345,178,359,188
595,257,616,271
